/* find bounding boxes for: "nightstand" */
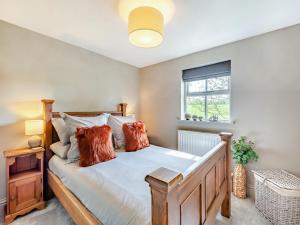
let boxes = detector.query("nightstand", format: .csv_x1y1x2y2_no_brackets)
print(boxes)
3,147,45,224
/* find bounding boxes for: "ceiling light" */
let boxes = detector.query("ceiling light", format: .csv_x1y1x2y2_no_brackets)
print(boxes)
118,0,175,24
128,7,164,48
119,0,175,48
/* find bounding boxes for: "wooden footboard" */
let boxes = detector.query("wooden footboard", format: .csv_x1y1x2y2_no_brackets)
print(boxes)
145,132,232,225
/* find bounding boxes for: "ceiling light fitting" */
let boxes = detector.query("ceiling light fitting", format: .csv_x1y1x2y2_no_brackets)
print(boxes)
128,6,164,48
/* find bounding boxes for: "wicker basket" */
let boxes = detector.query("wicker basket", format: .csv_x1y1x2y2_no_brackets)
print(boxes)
252,169,300,225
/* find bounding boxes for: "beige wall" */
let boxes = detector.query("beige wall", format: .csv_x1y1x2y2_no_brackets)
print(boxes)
0,20,139,201
140,24,300,193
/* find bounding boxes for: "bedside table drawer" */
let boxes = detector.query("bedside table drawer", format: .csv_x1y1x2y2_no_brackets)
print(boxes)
9,174,43,213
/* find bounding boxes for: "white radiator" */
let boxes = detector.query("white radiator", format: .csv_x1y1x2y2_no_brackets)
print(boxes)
178,130,221,156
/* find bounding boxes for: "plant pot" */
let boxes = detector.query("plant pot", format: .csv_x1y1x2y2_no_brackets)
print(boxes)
233,164,247,199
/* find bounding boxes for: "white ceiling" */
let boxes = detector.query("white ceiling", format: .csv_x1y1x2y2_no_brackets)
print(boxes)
1,0,300,68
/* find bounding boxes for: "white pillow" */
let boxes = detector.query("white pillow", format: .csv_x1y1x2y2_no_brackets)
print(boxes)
51,118,69,145
61,113,109,161
108,115,136,149
50,141,70,159
61,113,109,140
68,135,80,162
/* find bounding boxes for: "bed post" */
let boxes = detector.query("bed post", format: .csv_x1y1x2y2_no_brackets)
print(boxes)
41,99,55,200
42,99,54,153
118,103,127,116
145,167,183,225
220,132,233,218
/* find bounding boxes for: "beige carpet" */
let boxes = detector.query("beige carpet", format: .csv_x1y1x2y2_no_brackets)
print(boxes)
1,195,271,225
215,196,271,225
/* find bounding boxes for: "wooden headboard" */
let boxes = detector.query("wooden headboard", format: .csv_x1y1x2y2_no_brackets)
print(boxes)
41,99,127,199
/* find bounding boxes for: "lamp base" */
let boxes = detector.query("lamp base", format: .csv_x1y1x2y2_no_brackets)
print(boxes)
28,135,42,148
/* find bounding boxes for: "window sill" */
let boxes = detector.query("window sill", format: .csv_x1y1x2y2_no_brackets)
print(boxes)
177,119,235,127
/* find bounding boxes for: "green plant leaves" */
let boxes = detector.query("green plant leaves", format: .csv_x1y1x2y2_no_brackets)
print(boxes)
232,136,258,165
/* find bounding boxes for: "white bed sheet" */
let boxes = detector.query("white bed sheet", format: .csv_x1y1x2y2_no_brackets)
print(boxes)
49,145,202,225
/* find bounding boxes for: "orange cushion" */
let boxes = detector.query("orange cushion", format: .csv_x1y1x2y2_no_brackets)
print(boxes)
76,125,116,167
123,121,150,152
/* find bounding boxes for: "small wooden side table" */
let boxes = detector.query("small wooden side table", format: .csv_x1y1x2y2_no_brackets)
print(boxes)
3,147,45,224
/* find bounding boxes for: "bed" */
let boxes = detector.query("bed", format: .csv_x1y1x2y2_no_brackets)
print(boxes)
42,99,232,225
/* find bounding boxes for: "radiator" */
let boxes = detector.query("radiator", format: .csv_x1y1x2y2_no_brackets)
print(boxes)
178,130,221,156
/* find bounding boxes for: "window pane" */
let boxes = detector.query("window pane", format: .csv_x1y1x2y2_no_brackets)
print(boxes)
186,96,205,118
207,76,229,91
207,95,230,121
187,80,206,93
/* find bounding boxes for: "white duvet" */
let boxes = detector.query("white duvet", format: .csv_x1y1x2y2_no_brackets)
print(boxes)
49,145,202,225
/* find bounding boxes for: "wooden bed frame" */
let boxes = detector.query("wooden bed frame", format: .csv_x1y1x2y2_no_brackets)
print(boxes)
42,99,232,225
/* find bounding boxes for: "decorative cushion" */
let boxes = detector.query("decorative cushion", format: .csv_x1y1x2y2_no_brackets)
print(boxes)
76,125,116,167
122,121,150,152
51,118,69,145
50,141,70,159
108,115,136,149
61,113,109,161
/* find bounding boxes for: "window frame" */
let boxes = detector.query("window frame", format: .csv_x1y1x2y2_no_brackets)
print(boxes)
183,76,231,122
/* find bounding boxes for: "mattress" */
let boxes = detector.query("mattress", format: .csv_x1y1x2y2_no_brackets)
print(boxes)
49,145,202,225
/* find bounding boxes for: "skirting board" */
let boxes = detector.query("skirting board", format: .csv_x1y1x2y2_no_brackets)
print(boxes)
0,198,6,207
247,185,255,199
0,198,6,218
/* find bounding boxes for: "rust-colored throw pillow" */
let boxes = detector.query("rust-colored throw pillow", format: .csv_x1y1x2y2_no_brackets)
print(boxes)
76,125,116,167
123,121,150,152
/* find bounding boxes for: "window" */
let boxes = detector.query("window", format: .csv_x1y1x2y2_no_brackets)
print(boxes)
182,61,231,122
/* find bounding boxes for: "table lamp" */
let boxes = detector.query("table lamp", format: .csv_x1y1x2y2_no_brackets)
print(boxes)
25,120,44,148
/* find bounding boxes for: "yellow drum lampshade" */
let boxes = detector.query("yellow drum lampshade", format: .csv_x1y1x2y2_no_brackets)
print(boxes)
128,7,164,48
25,120,44,135
25,120,44,148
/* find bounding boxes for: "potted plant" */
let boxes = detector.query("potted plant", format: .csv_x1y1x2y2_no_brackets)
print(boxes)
232,136,258,198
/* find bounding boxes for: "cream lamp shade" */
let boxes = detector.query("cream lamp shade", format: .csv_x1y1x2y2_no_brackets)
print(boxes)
25,120,44,148
25,120,44,135
128,6,164,48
